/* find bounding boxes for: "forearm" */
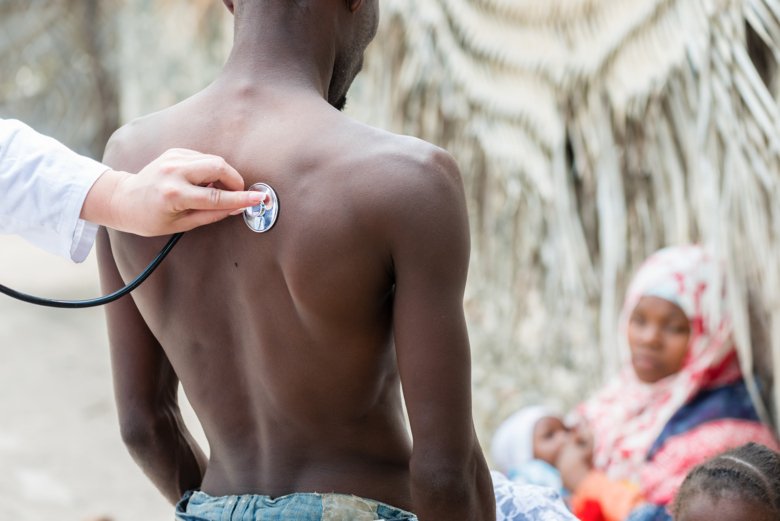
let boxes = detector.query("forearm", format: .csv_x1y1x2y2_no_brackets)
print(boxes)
79,168,130,232
122,409,207,504
410,446,495,521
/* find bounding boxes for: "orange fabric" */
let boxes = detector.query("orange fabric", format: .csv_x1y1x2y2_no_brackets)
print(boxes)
574,499,606,521
572,471,644,521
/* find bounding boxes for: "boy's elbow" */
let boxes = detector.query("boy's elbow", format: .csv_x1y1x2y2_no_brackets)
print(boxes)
118,409,170,453
119,415,155,451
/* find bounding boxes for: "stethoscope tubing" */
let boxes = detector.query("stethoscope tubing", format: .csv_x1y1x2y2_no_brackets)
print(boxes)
0,181,279,309
0,232,184,309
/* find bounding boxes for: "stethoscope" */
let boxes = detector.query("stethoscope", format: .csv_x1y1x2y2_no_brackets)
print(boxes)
0,183,279,309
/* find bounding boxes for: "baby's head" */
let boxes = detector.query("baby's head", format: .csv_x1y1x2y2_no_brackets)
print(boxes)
673,442,780,521
491,405,567,472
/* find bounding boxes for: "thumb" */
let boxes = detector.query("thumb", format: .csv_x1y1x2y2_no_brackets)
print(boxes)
174,209,238,232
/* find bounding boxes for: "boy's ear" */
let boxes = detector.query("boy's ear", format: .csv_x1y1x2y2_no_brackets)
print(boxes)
346,0,364,13
223,0,235,14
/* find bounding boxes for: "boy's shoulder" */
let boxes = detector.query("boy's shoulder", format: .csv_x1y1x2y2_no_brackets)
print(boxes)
102,102,193,171
342,121,464,209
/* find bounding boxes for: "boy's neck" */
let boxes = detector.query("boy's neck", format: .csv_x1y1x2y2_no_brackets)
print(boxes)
221,15,337,103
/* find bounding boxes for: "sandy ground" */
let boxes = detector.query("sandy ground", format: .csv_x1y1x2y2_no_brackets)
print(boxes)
0,236,205,521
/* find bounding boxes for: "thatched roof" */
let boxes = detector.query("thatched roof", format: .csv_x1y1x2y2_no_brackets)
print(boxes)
2,0,777,443
349,0,780,439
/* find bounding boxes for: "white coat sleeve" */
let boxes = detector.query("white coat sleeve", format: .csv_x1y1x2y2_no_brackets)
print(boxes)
0,118,109,262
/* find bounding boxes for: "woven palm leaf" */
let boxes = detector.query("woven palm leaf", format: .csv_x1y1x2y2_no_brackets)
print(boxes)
0,0,119,158
349,0,780,441
2,0,778,445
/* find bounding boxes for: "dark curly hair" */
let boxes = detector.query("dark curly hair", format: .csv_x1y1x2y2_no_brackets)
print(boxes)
673,442,780,517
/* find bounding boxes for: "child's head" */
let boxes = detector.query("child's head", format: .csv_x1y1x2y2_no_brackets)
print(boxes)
673,442,780,521
491,405,567,471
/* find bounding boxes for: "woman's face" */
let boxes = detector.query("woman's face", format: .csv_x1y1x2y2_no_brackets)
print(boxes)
628,296,691,383
532,416,568,465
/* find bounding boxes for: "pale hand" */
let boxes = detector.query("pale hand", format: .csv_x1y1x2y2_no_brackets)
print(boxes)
81,148,265,236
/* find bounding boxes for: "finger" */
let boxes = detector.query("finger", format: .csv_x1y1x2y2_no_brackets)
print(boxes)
179,156,246,191
180,185,263,211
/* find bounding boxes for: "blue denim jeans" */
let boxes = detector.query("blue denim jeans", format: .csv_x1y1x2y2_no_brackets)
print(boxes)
175,490,418,521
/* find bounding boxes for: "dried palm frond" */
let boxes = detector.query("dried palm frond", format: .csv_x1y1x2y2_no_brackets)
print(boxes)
0,0,231,155
114,0,231,121
0,0,119,157
3,0,778,446
350,0,780,441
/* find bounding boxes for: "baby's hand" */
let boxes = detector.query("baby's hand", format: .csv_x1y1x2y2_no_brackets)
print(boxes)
571,423,594,458
555,437,593,492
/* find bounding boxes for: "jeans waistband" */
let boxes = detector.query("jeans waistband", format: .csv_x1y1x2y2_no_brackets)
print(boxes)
175,489,418,521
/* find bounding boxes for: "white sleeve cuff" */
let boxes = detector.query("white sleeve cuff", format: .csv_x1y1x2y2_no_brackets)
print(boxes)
65,165,106,263
69,215,101,263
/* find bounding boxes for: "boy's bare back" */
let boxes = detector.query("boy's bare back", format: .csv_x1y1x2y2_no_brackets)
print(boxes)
97,2,494,519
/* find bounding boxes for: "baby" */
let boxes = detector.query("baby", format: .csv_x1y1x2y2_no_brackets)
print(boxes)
491,405,569,492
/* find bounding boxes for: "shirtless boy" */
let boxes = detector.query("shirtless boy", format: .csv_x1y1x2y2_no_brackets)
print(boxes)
96,1,494,520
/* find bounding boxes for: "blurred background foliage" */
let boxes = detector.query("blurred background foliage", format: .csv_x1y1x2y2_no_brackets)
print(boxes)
2,0,779,448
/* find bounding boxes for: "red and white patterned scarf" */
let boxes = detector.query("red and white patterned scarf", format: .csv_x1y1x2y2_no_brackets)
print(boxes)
576,245,742,483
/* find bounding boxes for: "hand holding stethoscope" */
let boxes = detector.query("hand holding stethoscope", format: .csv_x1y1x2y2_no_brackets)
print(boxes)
1,148,279,308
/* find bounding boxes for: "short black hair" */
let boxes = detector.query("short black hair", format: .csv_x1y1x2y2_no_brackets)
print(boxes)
673,442,780,516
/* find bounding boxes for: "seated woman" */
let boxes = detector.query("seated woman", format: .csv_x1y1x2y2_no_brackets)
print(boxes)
562,245,779,521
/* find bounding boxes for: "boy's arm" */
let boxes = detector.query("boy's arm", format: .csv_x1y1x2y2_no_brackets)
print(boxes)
386,148,494,520
96,228,206,503
97,127,207,504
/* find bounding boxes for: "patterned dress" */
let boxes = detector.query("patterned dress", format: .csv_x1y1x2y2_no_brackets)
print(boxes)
492,471,577,521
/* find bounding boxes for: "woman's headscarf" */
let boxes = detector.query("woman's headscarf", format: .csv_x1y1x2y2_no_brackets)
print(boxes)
576,245,742,483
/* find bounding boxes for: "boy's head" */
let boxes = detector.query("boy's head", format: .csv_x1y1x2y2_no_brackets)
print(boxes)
222,0,380,111
491,405,567,471
673,443,780,521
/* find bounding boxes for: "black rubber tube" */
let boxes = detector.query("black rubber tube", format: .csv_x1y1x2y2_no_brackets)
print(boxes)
0,232,184,309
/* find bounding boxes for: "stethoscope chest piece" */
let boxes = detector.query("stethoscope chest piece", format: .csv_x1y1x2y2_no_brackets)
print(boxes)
243,182,279,233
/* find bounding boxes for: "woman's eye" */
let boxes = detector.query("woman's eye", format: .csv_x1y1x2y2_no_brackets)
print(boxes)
665,324,688,334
